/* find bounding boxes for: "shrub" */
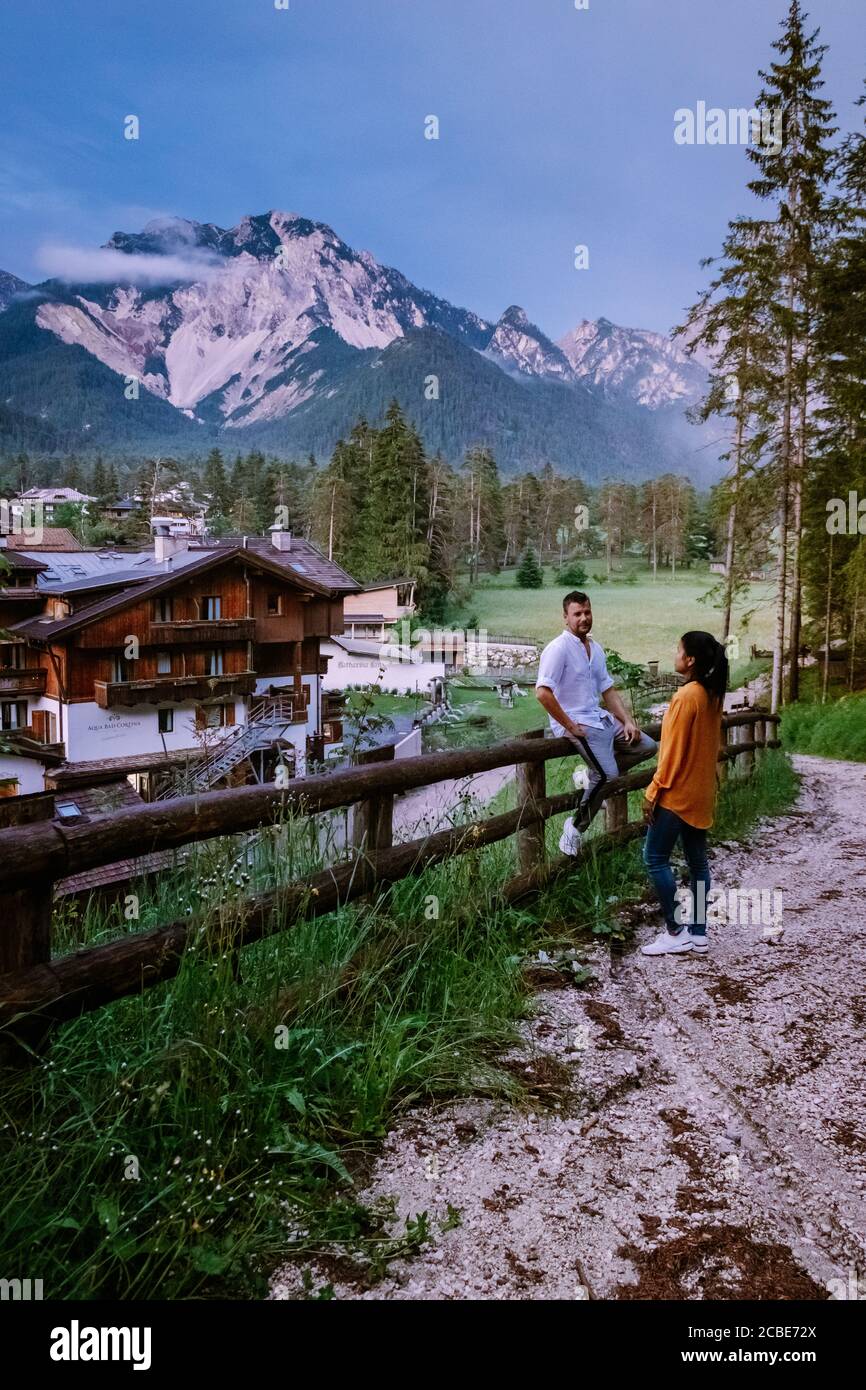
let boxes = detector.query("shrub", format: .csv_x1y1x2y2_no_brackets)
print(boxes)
555,561,589,587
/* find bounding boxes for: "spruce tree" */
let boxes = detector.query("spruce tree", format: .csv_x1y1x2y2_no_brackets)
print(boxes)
747,0,836,708
677,218,778,636
516,544,544,589
362,402,430,582
203,447,232,519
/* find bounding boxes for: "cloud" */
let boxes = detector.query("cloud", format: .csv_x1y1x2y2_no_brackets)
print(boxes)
35,243,224,286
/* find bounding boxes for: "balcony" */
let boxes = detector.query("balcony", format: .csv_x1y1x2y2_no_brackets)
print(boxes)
0,668,46,696
323,692,346,722
249,694,309,726
255,614,305,644
94,672,257,709
149,618,256,645
0,726,65,759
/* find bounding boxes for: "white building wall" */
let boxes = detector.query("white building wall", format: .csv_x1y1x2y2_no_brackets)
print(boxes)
321,644,445,695
63,700,241,761
0,754,47,794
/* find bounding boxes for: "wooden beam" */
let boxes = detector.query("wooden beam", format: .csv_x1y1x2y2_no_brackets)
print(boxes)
0,714,778,894
0,731,772,1042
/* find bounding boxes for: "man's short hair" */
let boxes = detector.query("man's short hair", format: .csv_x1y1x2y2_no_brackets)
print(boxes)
563,589,590,611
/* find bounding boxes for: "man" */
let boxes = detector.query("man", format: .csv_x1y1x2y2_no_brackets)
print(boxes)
535,590,657,854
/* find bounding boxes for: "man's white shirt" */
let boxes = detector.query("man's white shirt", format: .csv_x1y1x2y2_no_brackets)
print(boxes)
535,631,616,735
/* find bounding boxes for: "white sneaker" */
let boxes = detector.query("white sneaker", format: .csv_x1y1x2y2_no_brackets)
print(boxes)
688,932,709,955
559,816,583,857
641,929,694,956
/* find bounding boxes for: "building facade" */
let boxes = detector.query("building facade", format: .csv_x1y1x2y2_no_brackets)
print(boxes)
0,531,359,796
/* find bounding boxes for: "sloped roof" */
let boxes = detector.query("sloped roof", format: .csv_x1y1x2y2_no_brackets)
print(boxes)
190,535,359,593
1,551,49,572
356,577,415,590
50,779,179,898
10,543,351,642
6,528,84,551
18,487,94,502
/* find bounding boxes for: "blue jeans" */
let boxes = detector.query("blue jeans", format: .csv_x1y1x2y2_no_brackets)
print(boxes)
643,804,710,936
572,717,658,831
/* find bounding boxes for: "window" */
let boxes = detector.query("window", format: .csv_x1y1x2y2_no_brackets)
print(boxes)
158,708,174,734
0,700,27,730
204,649,224,676
111,655,129,683
156,651,171,675
154,595,173,623
31,709,57,743
197,703,232,730
200,595,222,620
55,801,83,822
266,593,282,616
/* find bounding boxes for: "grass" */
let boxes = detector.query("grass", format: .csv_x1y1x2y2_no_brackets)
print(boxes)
780,690,866,762
0,751,798,1301
466,562,776,668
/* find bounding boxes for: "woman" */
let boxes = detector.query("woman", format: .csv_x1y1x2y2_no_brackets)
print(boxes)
640,631,729,957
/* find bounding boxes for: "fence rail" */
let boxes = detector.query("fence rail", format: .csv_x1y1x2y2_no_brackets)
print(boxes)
0,709,780,1051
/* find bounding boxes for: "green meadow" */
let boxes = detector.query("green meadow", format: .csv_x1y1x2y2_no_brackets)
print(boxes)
466,565,776,673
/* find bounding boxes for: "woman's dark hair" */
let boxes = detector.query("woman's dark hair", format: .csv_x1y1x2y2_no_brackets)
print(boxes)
681,630,728,705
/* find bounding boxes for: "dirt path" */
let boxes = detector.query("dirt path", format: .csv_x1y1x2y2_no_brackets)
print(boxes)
271,754,866,1301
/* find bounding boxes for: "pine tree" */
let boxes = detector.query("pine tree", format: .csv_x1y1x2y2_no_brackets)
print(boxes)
516,544,544,589
747,0,836,708
62,456,83,489
310,438,357,560
677,218,778,635
363,402,430,581
203,448,232,519
808,83,866,690
90,458,112,512
462,446,505,579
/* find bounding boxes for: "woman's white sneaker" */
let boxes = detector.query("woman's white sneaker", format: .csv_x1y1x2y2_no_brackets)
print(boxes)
641,929,694,956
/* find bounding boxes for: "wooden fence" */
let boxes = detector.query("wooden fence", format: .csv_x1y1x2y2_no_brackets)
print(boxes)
0,710,780,1049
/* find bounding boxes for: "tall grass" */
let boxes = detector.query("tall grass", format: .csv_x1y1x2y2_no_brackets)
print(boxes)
780,692,866,762
0,752,798,1300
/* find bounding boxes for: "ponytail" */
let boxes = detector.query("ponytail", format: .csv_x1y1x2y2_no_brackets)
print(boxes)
681,631,728,706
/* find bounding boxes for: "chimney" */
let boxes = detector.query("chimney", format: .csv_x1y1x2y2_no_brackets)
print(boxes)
153,524,191,565
270,525,292,552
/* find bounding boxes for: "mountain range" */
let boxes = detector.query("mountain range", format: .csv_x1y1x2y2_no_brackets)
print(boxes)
0,210,718,482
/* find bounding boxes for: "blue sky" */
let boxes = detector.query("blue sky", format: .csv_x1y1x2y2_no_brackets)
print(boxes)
1,0,863,338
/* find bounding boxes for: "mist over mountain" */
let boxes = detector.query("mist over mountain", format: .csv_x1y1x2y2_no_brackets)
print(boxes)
0,210,719,482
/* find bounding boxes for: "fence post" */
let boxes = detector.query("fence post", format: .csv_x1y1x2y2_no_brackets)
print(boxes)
0,884,53,979
603,786,629,833
0,795,54,981
516,729,547,874
718,720,730,786
753,716,766,767
739,719,755,777
352,743,395,857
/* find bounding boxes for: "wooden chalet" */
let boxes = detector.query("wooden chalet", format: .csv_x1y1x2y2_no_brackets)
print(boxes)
0,531,360,796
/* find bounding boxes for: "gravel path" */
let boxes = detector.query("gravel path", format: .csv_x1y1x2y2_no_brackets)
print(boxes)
271,754,866,1301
